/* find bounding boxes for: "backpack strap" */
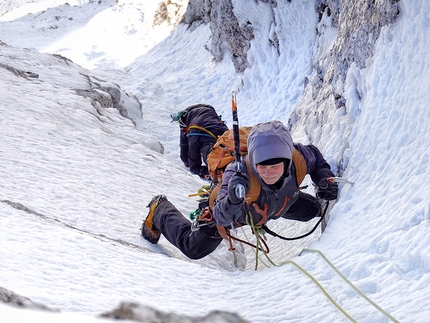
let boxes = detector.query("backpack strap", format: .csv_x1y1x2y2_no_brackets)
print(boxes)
292,148,307,186
185,124,218,139
209,183,221,210
244,155,261,204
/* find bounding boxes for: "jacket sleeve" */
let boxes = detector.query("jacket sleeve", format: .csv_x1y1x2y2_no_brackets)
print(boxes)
212,162,247,227
179,129,189,167
294,143,335,186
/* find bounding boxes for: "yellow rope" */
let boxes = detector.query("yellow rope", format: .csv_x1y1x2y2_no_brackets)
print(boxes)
241,214,399,322
283,259,357,322
302,249,400,323
244,214,355,320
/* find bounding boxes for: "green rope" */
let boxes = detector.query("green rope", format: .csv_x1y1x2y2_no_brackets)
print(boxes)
241,215,398,322
245,212,277,270
302,249,400,323
243,213,356,321
283,259,357,322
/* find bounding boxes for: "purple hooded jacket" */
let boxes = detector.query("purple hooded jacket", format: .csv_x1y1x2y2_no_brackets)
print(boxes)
212,120,335,227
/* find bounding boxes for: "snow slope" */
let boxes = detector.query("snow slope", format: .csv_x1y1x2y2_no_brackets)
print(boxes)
1,0,430,322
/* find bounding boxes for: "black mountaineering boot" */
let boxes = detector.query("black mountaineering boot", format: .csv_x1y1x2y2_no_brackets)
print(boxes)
141,195,167,244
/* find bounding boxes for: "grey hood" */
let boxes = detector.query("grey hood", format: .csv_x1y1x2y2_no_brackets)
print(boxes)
247,120,293,169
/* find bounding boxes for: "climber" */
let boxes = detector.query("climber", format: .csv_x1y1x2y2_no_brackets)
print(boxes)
170,104,228,178
141,120,338,259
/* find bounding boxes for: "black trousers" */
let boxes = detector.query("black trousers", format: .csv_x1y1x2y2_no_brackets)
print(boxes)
187,134,216,175
152,200,223,259
282,191,321,222
152,192,320,259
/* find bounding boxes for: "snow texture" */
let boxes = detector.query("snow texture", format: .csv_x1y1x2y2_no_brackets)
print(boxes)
1,0,429,322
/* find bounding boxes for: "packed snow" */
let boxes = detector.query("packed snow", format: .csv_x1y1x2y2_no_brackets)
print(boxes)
1,0,429,322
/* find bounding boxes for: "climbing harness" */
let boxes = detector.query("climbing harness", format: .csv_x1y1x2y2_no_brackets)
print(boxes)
185,124,218,140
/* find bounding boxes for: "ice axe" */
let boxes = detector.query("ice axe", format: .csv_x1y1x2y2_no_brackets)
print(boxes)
231,90,245,199
318,177,355,188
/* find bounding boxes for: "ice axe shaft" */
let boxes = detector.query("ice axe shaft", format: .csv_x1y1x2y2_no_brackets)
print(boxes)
231,90,245,199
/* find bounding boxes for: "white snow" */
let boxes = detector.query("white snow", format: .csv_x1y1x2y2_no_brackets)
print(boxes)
1,0,429,322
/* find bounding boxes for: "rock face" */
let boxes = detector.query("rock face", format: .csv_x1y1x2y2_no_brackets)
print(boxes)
153,0,188,27
183,0,254,73
180,0,400,176
0,287,57,312
181,0,400,151
288,0,400,176
0,42,143,129
295,0,400,112
100,301,250,323
0,288,249,323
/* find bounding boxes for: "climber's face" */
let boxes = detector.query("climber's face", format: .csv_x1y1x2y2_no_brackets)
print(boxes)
256,162,284,185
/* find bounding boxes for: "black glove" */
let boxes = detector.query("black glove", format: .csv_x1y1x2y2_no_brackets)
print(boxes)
198,166,209,178
228,173,250,205
316,179,339,201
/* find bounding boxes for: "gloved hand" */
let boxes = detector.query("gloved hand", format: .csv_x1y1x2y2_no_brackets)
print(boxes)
198,166,209,178
228,173,250,205
316,179,339,201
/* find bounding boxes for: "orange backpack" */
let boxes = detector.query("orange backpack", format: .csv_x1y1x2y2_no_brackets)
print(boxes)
207,126,253,183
